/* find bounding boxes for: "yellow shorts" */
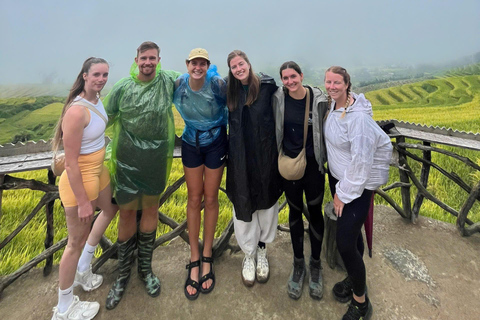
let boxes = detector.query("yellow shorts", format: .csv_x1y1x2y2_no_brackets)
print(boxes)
59,148,110,208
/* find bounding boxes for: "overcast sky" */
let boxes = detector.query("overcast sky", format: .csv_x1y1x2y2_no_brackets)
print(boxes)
1,0,479,85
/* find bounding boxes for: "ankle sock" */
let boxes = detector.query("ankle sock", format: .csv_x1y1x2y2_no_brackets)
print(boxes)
77,242,97,273
57,286,74,313
258,241,266,249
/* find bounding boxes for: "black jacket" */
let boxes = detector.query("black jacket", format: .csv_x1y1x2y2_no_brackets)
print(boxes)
226,74,282,222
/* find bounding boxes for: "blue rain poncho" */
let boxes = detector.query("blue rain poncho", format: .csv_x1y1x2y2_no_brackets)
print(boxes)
104,62,181,208
173,65,227,147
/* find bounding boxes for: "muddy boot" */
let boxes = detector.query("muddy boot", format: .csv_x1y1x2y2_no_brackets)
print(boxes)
309,256,324,300
137,230,161,297
287,257,306,300
106,235,136,310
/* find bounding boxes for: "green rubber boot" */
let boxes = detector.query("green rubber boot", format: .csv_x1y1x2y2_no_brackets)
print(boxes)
106,235,136,310
137,230,161,297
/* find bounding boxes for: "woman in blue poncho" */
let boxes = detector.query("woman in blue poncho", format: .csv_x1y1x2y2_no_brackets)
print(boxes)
173,48,228,300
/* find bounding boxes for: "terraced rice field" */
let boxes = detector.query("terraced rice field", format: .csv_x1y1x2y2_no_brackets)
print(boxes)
367,74,480,133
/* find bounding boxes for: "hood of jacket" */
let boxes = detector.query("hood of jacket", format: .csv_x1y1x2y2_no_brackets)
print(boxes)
330,92,373,117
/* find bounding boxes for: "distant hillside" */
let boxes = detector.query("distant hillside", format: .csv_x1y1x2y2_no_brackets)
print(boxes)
356,62,480,93
0,97,183,145
443,63,480,77
0,97,65,143
368,73,480,133
0,84,113,99
0,84,71,99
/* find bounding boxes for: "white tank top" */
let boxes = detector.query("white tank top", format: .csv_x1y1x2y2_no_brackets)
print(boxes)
72,96,108,154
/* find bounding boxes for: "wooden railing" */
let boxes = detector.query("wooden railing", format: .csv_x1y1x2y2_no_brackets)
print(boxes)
1,120,479,295
377,120,480,236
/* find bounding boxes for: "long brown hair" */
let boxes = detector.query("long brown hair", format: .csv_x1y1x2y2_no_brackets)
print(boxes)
226,50,260,112
52,57,108,152
325,66,351,118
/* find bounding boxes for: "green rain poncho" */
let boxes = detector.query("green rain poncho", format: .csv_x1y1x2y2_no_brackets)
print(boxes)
104,62,181,209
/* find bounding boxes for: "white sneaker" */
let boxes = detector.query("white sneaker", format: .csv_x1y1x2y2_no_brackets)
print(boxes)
51,296,100,320
74,265,103,292
241,253,256,287
256,246,270,283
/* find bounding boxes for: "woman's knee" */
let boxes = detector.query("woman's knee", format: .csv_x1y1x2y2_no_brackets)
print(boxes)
188,194,203,209
100,206,118,220
203,194,218,211
66,233,88,252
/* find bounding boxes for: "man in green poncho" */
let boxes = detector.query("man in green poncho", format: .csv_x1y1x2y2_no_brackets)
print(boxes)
103,41,180,310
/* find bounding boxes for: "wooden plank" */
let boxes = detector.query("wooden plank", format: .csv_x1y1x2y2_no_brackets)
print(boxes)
0,159,52,174
0,140,52,157
0,145,182,174
387,120,480,140
394,127,480,151
0,151,52,165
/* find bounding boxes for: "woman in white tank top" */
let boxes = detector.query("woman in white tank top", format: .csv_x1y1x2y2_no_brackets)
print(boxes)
50,57,118,320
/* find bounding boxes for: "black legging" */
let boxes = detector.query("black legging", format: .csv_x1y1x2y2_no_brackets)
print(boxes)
329,174,372,297
284,156,325,261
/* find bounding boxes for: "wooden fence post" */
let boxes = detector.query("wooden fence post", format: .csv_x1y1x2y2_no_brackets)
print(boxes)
323,202,345,270
0,174,4,229
44,170,56,276
412,142,431,219
395,137,413,221
457,181,480,236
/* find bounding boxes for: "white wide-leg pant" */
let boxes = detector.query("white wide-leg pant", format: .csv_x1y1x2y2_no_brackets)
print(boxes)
233,202,279,256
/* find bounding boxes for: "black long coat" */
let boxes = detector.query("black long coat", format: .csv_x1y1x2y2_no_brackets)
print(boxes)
226,75,282,222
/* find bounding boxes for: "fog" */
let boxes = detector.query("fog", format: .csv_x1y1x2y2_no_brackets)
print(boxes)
1,0,479,85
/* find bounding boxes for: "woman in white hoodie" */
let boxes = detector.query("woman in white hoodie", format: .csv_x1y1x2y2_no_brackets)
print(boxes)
324,66,392,320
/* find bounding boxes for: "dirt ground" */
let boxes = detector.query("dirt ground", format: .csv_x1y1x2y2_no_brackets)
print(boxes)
0,205,479,320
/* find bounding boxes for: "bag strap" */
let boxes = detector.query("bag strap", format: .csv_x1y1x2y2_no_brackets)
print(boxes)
54,99,108,155
302,86,311,148
68,99,108,126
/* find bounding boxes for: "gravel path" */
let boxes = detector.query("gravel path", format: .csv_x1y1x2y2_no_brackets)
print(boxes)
1,205,479,320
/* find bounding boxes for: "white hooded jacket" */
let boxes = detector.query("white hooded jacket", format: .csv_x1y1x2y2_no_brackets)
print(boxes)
324,93,392,204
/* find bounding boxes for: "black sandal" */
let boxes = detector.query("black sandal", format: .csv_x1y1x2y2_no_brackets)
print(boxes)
184,260,201,300
200,256,215,294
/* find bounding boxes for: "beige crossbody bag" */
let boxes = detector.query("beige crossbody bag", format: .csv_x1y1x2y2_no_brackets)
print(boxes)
278,87,310,180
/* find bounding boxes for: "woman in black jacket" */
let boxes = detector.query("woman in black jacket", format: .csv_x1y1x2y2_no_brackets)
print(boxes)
226,50,282,287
